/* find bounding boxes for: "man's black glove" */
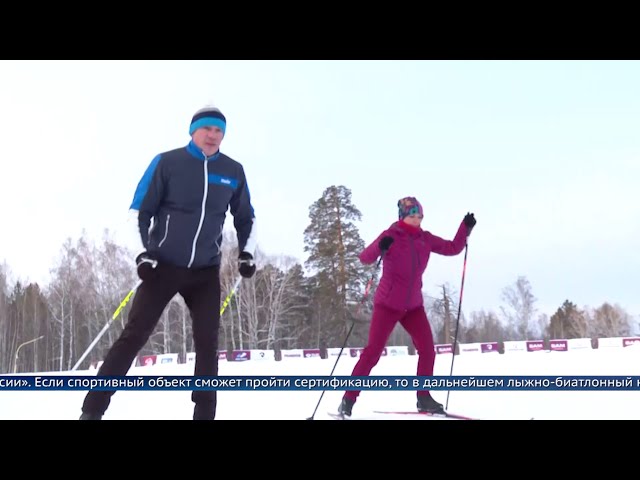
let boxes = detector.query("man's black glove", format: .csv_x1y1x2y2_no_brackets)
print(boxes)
463,212,476,235
135,251,158,281
379,236,394,253
238,251,256,278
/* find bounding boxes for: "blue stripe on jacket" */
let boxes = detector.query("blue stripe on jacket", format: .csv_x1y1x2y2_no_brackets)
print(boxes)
130,154,162,211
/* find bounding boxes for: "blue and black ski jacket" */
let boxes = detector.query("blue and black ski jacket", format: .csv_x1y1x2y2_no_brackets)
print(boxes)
129,140,256,268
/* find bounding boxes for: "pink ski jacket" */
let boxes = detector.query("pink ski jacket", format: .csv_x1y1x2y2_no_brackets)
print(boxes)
360,220,469,311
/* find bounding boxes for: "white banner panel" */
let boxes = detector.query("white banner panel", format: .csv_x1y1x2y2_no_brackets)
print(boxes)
250,350,275,361
280,349,304,359
598,337,624,348
503,341,527,353
386,346,409,356
459,343,481,354
327,347,349,357
567,338,592,350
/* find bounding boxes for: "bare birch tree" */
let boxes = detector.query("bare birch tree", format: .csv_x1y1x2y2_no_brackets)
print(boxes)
587,302,632,338
500,276,537,340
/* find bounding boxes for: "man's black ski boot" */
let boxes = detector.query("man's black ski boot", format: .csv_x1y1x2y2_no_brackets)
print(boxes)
79,412,103,420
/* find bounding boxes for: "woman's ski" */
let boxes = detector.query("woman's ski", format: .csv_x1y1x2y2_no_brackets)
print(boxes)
372,410,476,420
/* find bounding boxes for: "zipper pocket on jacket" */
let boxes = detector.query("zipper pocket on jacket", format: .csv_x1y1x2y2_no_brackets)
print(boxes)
158,214,171,247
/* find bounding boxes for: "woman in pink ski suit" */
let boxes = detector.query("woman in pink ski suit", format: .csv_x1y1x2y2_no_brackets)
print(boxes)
338,196,476,417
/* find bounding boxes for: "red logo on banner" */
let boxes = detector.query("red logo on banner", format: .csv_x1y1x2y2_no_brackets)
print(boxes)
549,340,568,351
303,349,322,358
141,355,157,366
481,342,499,353
232,350,251,361
526,341,544,352
435,344,453,354
623,338,640,347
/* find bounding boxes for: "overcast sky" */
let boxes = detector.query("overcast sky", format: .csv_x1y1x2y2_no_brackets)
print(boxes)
1,60,638,322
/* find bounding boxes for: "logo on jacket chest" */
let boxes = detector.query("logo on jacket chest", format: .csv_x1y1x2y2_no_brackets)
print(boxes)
208,174,238,189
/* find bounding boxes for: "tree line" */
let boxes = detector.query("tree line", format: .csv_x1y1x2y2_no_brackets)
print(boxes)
0,185,634,373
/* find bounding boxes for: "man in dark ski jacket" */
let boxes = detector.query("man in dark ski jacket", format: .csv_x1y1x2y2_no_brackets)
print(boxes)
79,105,257,420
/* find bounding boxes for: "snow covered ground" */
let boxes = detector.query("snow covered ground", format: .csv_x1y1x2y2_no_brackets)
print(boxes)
2,347,640,420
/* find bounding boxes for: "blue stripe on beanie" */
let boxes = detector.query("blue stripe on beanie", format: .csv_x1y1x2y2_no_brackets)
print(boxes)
189,107,226,135
190,117,226,135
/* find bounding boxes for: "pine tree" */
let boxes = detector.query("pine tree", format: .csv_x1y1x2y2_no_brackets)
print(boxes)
549,300,586,339
303,185,373,346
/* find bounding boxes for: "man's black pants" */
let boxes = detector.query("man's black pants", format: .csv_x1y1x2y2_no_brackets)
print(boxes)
81,263,221,419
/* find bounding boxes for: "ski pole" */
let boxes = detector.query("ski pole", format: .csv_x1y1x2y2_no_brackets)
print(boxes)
220,275,243,315
306,251,385,420
446,242,469,410
71,279,143,371
72,274,244,371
